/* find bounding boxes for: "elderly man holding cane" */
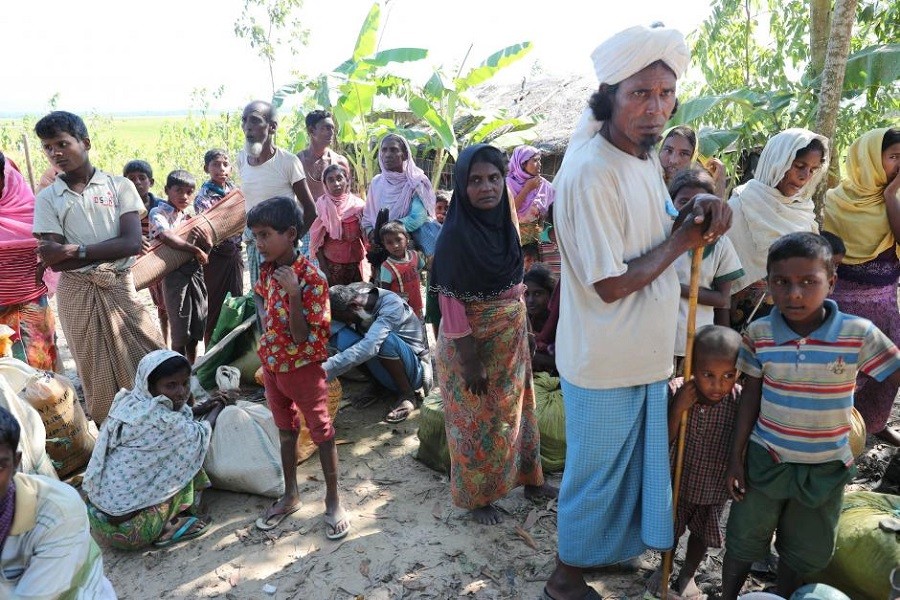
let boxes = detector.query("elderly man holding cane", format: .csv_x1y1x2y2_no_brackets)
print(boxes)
543,24,732,600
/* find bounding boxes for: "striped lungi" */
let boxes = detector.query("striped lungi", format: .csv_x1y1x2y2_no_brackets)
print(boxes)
557,378,673,567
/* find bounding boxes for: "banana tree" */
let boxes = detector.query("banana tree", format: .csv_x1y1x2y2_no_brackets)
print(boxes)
272,1,427,190
408,42,537,188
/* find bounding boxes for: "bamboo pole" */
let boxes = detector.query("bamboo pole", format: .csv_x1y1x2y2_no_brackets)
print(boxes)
661,245,704,600
21,132,37,192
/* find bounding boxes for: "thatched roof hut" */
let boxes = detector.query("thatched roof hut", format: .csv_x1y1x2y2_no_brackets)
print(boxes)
473,76,597,178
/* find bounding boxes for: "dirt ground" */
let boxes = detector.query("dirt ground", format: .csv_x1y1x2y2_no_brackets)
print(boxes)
49,287,899,600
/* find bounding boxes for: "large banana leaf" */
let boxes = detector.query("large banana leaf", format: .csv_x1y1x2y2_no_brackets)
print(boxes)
455,42,533,92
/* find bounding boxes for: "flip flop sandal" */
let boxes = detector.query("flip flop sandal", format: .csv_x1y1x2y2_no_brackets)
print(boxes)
324,511,351,540
255,502,301,531
541,586,602,600
153,516,209,548
384,398,415,423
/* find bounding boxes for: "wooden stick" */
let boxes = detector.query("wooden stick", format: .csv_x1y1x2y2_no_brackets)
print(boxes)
21,132,37,193
661,246,704,600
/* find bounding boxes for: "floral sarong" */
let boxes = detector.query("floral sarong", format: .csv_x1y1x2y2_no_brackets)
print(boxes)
437,297,543,509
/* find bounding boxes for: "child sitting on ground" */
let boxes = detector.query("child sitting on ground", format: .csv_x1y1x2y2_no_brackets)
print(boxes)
524,263,558,374
434,190,450,225
670,168,743,368
377,220,426,318
652,325,742,599
249,195,349,540
125,159,169,343
194,149,243,346
721,232,900,599
148,170,209,363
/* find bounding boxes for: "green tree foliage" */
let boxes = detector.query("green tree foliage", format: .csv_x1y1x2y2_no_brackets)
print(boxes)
234,0,308,97
672,0,899,180
272,1,536,190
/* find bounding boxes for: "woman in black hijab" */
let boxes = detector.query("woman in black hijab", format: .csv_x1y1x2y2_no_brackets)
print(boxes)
432,144,557,525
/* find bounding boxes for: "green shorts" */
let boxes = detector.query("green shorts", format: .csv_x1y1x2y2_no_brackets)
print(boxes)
725,442,854,574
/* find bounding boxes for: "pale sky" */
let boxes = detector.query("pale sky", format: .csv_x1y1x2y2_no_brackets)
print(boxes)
4,0,715,115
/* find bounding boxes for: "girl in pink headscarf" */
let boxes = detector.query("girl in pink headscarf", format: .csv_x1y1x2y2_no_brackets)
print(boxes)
308,164,368,285
507,146,555,265
362,134,440,257
0,152,58,370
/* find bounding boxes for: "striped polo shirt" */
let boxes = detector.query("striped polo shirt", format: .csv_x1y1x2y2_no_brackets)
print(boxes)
738,299,900,466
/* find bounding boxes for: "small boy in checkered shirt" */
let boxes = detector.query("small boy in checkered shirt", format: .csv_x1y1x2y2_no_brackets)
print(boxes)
654,325,742,598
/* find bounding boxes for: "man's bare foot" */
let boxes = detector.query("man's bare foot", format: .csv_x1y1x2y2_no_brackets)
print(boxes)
471,504,503,525
875,427,900,446
525,483,559,502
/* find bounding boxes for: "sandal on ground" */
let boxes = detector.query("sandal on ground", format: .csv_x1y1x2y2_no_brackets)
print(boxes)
153,515,209,548
255,501,301,531
324,508,350,540
384,394,417,423
541,585,602,600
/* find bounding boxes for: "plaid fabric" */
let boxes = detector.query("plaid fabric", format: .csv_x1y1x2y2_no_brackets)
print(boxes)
675,500,724,548
669,378,740,505
557,378,673,567
57,269,164,424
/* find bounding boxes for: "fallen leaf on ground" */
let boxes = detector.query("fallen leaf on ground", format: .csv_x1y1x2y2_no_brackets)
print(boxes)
432,501,442,519
359,559,370,578
461,579,490,595
514,525,538,549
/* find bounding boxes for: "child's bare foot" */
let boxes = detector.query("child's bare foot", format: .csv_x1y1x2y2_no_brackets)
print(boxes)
524,483,559,502
471,504,503,525
255,497,301,531
324,506,350,540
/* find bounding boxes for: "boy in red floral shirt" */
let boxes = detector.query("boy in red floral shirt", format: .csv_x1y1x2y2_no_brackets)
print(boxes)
249,195,349,539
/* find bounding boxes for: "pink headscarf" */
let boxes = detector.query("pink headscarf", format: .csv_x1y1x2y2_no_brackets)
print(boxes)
307,169,366,260
506,145,555,219
363,135,437,230
0,159,56,303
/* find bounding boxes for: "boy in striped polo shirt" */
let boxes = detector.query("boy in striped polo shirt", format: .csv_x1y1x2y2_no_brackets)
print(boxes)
721,232,900,599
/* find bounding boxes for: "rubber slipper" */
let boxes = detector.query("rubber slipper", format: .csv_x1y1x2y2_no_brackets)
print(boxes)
384,399,415,423
153,516,209,547
541,586,602,600
324,510,350,540
255,502,301,531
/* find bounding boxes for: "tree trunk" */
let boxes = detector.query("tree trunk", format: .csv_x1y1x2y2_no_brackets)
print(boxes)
808,0,831,79
813,0,858,216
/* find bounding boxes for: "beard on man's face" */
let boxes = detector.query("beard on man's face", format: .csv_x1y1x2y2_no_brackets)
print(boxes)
245,140,264,157
637,132,664,155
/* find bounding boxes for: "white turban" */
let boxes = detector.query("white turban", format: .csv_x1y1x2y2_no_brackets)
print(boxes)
563,24,690,164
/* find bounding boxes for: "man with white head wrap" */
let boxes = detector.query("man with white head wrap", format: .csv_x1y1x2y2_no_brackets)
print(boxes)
544,25,733,600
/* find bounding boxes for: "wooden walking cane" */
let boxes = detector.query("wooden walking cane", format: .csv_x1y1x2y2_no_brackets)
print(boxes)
660,245,704,600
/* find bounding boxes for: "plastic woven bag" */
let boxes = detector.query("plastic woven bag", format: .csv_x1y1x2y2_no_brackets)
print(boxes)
534,372,566,472
415,388,451,474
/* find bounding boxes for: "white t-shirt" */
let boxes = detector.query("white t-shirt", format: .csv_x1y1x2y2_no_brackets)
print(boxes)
554,134,680,389
236,147,306,211
32,170,145,271
673,237,744,356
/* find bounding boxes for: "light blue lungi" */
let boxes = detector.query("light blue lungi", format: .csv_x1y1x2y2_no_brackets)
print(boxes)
557,378,673,567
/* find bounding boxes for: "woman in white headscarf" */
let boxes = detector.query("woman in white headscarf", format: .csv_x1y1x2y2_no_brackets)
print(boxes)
726,128,829,330
83,350,222,549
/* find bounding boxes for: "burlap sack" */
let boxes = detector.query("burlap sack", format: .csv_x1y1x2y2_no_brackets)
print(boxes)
296,379,342,463
22,372,95,478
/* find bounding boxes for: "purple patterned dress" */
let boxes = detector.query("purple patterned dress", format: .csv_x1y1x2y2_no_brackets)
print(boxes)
830,248,900,433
